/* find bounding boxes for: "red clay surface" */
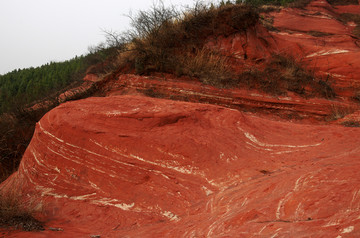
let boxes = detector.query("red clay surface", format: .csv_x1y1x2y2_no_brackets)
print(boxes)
206,0,360,96
1,95,360,237
1,0,360,237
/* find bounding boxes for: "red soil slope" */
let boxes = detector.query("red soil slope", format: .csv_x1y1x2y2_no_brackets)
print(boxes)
101,73,359,123
1,0,360,237
2,95,360,237
206,0,360,96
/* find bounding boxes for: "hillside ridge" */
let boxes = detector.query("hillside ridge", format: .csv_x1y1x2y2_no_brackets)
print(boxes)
1,0,360,236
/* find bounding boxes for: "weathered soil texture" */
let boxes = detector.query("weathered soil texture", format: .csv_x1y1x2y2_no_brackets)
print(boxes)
206,0,360,97
1,95,360,237
1,0,360,237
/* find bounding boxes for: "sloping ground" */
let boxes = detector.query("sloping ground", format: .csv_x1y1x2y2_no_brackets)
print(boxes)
101,74,358,123
1,0,360,237
1,95,360,237
271,0,360,94
206,0,360,96
94,0,360,122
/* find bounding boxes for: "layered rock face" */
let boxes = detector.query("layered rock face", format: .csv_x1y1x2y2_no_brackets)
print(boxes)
206,0,360,96
2,0,360,237
98,0,360,123
2,95,360,237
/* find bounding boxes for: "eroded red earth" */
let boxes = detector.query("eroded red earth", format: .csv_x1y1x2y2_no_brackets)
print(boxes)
2,95,360,237
2,0,360,237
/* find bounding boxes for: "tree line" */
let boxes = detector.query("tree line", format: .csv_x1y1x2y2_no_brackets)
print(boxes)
0,56,88,114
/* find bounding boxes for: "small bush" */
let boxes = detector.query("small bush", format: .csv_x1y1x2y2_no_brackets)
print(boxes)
177,48,235,87
127,3,258,75
118,2,336,97
328,104,356,120
237,69,284,95
0,192,43,231
89,1,337,99
86,30,128,74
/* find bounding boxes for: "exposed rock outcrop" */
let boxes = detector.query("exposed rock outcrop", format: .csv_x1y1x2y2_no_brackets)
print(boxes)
2,95,360,237
2,0,360,237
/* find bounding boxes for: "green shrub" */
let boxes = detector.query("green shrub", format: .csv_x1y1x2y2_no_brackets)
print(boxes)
0,56,88,115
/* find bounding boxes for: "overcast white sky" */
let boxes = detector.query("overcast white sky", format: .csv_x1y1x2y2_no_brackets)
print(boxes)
0,0,202,75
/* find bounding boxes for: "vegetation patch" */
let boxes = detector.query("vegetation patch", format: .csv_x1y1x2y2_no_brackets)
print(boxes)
0,51,108,182
328,104,356,121
260,15,280,32
142,88,167,99
338,13,360,38
0,0,339,183
287,0,313,8
342,120,360,127
0,57,85,114
307,31,334,37
353,91,360,103
113,2,335,96
237,54,336,98
0,38,121,115
176,48,235,87
240,0,312,8
124,3,258,78
0,193,43,231
327,0,359,5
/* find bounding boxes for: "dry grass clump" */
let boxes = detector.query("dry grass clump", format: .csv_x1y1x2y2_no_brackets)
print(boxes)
102,1,337,97
328,104,356,120
119,2,336,95
175,48,235,86
238,54,336,98
126,2,258,81
0,191,43,231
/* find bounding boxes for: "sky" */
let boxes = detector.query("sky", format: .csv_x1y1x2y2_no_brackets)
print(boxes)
0,0,201,75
